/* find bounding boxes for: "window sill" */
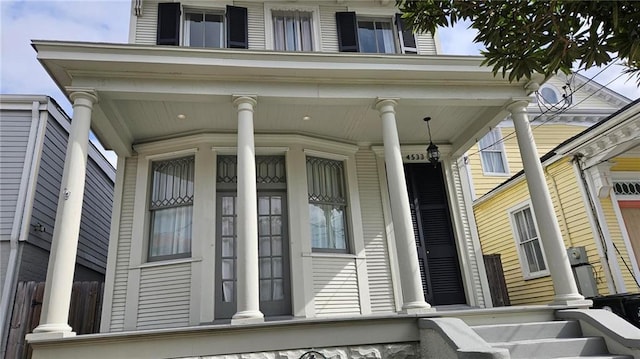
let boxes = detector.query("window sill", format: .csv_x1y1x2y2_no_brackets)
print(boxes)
482,172,511,177
134,256,203,270
302,252,365,260
522,270,550,281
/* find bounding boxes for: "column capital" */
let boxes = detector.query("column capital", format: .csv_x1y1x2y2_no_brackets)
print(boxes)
505,98,531,115
67,88,98,105
375,98,398,113
233,95,257,109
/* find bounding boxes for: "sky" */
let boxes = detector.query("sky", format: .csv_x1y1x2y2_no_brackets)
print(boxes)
2,0,639,168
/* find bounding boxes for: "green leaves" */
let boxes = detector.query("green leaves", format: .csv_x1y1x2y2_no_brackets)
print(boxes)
397,0,640,85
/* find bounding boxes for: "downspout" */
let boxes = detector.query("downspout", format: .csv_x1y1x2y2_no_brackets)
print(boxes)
572,155,618,294
544,163,574,248
0,101,46,346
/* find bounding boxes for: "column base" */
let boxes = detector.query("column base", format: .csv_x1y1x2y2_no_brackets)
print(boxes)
550,294,593,308
26,328,76,342
231,310,264,325
400,301,434,314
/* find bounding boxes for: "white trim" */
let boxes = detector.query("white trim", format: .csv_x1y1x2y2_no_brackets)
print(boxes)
347,6,396,16
303,148,349,161
100,155,128,332
181,3,228,48
144,147,199,160
135,256,202,269
264,3,321,52
507,201,551,280
610,189,640,289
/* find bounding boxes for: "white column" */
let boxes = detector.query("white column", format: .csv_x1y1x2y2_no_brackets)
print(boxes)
29,90,97,339
508,100,590,306
376,99,432,314
231,95,264,324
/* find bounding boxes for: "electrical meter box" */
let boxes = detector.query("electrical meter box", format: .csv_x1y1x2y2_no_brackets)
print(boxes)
567,246,589,266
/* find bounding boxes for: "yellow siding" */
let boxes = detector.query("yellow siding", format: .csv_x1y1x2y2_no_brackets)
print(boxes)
475,158,614,305
610,157,640,171
471,124,589,198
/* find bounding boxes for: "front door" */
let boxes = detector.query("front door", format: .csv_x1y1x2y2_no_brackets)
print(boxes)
215,192,291,319
404,162,466,305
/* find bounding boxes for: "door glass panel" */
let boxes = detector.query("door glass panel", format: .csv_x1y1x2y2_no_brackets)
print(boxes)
222,217,234,236
222,237,234,257
259,217,270,235
272,257,282,277
222,281,234,302
272,236,282,256
259,237,271,256
222,196,234,215
260,258,272,278
260,280,272,301
222,259,234,279
259,197,270,215
271,196,281,214
273,279,284,300
271,217,282,235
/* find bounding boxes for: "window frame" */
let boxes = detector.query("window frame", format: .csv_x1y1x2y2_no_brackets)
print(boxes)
264,4,321,51
147,154,196,262
337,8,417,54
356,16,398,54
478,128,510,176
305,153,351,254
182,7,226,48
508,202,550,279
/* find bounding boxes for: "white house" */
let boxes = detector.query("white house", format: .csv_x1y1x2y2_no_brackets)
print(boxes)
25,1,640,358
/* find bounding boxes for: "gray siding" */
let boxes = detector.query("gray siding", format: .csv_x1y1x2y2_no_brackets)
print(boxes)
29,115,113,274
0,110,32,239
109,156,137,331
0,241,10,293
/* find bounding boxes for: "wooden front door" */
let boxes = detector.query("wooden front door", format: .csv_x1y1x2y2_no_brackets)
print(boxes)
404,162,466,305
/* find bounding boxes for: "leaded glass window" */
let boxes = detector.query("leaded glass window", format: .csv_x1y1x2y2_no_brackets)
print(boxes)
148,156,194,261
306,156,348,252
512,206,548,277
217,155,287,185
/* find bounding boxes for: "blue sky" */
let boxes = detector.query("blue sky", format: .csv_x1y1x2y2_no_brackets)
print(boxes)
2,0,638,167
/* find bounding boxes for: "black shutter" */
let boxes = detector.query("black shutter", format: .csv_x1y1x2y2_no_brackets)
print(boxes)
157,3,181,46
226,5,248,49
395,13,417,54
336,12,359,52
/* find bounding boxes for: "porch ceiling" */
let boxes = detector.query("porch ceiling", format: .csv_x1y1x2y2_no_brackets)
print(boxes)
33,41,542,157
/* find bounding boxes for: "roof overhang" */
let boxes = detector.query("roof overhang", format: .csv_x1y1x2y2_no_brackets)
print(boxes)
33,41,543,157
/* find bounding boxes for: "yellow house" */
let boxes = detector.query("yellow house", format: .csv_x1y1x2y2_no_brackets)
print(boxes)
474,100,640,305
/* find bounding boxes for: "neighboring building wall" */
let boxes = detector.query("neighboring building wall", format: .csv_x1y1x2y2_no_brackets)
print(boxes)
474,159,616,304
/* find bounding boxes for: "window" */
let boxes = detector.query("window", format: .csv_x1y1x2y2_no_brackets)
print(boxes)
357,18,396,53
540,87,559,104
336,12,417,54
184,10,224,48
156,3,248,49
478,128,509,175
306,156,348,252
511,206,549,278
272,11,313,51
148,156,194,261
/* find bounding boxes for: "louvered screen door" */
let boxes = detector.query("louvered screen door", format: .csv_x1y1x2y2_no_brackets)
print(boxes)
404,163,466,305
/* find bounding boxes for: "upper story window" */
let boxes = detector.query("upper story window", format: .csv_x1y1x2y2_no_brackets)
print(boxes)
478,128,509,175
148,156,195,261
184,10,224,48
336,12,417,54
157,3,248,49
306,156,349,253
510,204,549,279
272,10,314,51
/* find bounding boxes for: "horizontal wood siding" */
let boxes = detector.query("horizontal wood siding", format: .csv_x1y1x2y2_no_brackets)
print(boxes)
319,5,346,52
0,110,31,238
134,0,159,45
471,123,589,198
475,159,618,304
474,179,555,305
611,157,640,172
236,1,265,50
109,156,137,331
29,116,112,274
137,263,191,329
355,149,395,313
312,256,360,316
415,32,436,55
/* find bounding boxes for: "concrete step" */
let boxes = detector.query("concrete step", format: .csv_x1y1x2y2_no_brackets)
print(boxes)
491,337,608,358
554,356,633,359
472,320,582,342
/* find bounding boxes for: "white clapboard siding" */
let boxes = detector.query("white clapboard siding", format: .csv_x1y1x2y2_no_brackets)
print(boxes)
416,32,436,55
449,160,484,307
0,110,32,238
319,5,346,52
236,1,265,50
109,156,138,331
355,149,395,313
134,0,160,45
137,262,191,329
312,256,360,316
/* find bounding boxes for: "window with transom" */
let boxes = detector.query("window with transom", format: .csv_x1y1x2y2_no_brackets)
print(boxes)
148,156,194,261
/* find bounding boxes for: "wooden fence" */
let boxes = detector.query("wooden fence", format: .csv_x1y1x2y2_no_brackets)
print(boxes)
4,281,104,359
483,254,511,307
